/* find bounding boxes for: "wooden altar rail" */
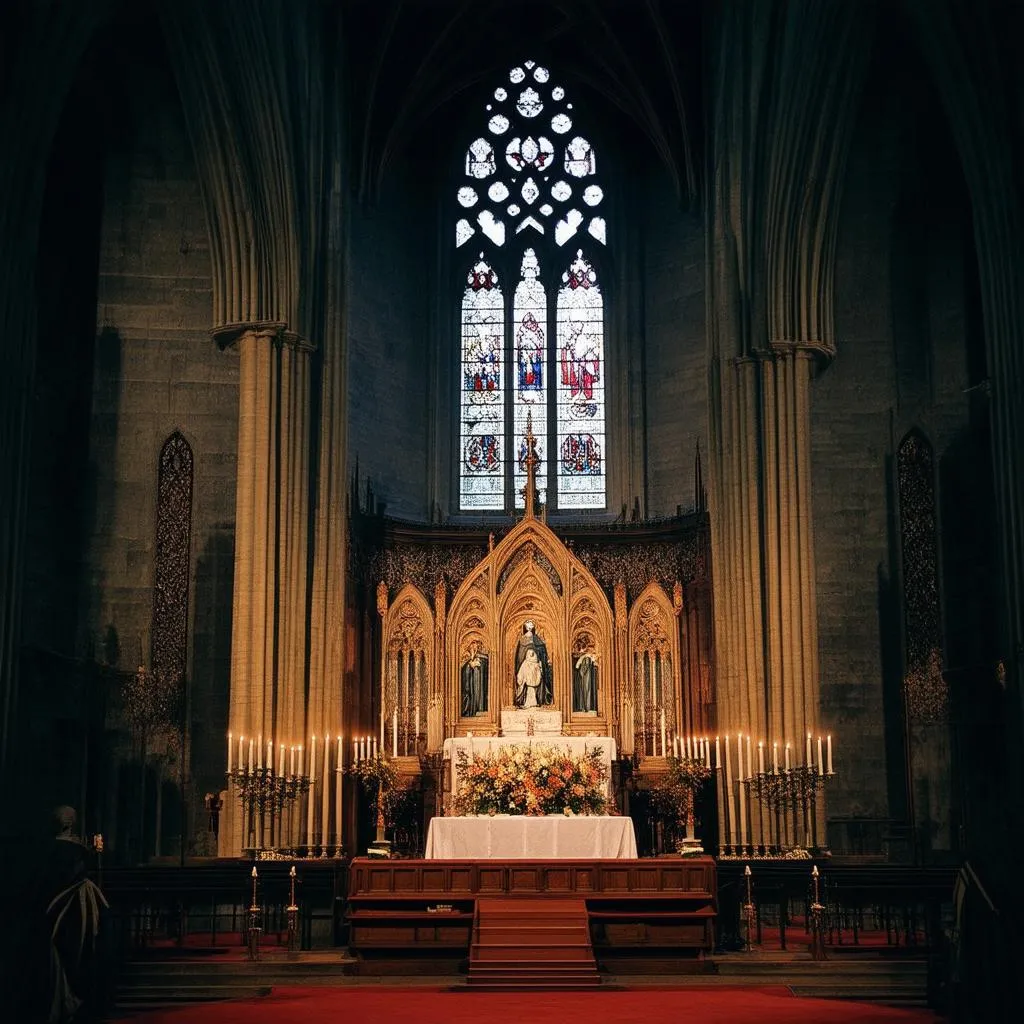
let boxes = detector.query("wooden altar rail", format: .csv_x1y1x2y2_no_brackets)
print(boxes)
347,857,717,972
95,860,348,955
716,860,957,951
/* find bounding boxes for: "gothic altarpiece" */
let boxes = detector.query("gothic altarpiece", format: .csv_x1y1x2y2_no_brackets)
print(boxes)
350,478,714,853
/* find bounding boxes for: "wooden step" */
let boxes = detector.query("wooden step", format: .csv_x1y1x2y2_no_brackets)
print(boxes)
469,897,600,988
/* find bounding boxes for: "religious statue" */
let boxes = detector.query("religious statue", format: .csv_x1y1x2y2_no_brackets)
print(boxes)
460,643,489,717
573,651,598,713
513,620,553,708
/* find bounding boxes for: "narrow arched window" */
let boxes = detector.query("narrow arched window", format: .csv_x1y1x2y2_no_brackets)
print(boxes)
455,59,607,513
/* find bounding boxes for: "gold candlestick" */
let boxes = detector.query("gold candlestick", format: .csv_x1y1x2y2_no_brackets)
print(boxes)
286,865,299,958
247,866,262,961
809,865,827,960
742,864,756,952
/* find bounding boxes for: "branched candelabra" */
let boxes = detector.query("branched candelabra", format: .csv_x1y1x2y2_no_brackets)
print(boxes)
227,768,311,855
748,767,834,853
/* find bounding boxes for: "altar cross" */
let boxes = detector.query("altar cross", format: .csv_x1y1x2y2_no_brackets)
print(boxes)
521,411,540,518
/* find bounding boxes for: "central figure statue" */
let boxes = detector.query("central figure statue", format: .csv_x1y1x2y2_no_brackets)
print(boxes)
513,619,554,707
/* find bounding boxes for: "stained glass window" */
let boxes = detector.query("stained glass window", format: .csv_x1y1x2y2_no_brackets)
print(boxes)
460,256,505,510
557,251,605,507
456,60,607,512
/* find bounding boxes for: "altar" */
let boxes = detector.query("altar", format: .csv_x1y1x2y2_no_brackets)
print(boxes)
424,814,637,859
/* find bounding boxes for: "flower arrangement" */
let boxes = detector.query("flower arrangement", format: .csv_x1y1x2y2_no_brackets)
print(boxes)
452,744,608,817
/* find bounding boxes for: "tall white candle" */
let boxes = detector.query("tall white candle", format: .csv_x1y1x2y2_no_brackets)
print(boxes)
372,736,378,760
310,735,317,783
772,741,779,773
705,737,711,769
723,735,734,844
785,742,791,771
737,735,747,849
715,735,721,768
321,735,330,846
248,737,254,773
758,741,765,776
353,738,359,764
279,743,285,777
267,739,273,774
290,745,296,777
817,735,824,775
238,734,245,772
361,736,367,762
257,734,263,770
392,709,398,758
334,735,343,851
827,735,833,775
806,732,812,767
227,732,233,774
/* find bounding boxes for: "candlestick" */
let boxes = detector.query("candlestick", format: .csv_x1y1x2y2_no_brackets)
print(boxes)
321,735,330,850
227,732,233,774
724,735,734,845
758,741,765,776
334,736,343,853
827,735,833,775
817,735,824,775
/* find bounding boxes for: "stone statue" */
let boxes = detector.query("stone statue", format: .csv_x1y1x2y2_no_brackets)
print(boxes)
573,651,598,713
513,620,553,707
460,643,488,716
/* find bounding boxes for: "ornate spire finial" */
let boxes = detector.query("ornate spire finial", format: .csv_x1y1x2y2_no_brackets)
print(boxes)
521,411,539,519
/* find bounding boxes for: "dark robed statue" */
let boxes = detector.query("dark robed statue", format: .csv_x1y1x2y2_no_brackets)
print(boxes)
573,651,598,713
513,620,553,708
460,643,489,716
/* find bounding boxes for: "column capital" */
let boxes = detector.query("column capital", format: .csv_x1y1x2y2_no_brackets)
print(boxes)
211,320,287,351
767,339,835,367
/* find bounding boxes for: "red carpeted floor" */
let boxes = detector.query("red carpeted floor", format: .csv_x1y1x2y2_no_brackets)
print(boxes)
126,985,943,1024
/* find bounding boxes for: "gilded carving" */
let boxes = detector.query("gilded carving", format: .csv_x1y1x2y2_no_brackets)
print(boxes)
434,579,447,634
376,580,388,618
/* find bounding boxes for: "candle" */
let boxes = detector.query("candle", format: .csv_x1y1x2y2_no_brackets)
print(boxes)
704,737,711,769
827,735,833,775
257,734,263,770
353,738,359,764
267,739,273,774
806,732,813,767
227,732,233,774
238,734,245,772
392,709,398,758
737,735,748,849
772,741,779,774
248,737,254,773
334,735,342,850
310,735,317,782
298,744,304,776
758,741,765,776
785,742,791,771
290,745,296,777
321,734,330,846
817,735,824,776
723,735,734,845
306,758,315,849
715,735,721,769
372,736,378,759
279,743,285,777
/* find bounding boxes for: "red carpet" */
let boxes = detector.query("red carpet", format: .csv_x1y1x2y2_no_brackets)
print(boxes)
125,985,942,1024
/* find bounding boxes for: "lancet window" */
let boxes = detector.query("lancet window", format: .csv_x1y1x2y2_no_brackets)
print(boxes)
456,59,608,513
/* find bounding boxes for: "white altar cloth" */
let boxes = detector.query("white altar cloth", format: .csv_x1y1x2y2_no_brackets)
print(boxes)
424,815,637,860
441,735,617,795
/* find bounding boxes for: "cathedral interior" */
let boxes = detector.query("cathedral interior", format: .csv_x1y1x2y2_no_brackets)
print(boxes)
2,0,1024,1016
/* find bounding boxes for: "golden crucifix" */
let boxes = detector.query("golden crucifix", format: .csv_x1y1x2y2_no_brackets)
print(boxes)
521,411,540,518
